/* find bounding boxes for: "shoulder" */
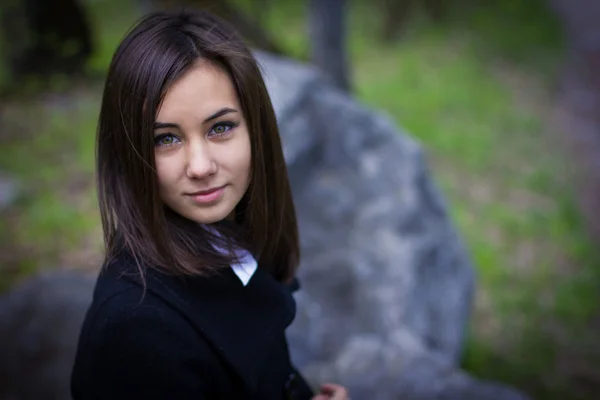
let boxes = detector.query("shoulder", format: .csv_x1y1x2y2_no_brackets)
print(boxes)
72,290,219,399
83,282,198,355
72,263,221,397
81,253,199,351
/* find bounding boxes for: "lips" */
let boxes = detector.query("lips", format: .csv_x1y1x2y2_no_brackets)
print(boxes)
186,185,226,205
187,186,223,196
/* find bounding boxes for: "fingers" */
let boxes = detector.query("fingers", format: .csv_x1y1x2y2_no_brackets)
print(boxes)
317,383,349,400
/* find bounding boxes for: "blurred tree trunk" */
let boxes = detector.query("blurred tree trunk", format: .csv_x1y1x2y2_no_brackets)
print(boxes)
380,0,413,41
551,0,600,242
151,0,283,55
0,0,92,89
308,0,351,92
379,0,446,42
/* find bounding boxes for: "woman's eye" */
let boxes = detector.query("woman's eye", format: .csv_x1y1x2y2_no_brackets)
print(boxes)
209,122,236,137
154,134,180,147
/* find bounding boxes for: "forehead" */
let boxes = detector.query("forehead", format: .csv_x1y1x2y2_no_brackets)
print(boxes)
157,61,240,121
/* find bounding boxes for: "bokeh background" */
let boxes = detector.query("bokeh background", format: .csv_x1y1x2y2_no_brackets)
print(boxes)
1,0,600,399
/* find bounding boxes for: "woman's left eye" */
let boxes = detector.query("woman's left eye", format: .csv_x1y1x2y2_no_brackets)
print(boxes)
209,122,236,137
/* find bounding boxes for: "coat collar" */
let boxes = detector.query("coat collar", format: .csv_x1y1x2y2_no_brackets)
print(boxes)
102,253,297,393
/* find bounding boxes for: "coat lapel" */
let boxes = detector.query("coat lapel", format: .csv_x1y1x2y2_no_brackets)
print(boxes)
113,256,296,394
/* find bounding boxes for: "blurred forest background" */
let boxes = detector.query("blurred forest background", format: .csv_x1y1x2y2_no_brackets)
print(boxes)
1,0,600,399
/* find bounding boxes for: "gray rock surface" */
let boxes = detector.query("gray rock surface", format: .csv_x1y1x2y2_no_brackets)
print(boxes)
257,51,529,399
258,51,475,364
298,329,530,400
0,173,19,211
0,271,95,400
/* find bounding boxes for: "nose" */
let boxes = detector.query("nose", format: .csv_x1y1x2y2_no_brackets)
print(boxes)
186,141,217,179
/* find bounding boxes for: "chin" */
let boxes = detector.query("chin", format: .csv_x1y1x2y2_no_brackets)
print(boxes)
194,215,228,224
185,206,235,225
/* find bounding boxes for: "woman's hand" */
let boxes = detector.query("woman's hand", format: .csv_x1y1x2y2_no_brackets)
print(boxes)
311,383,349,400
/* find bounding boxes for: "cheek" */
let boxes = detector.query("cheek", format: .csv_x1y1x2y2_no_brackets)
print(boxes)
154,155,178,191
221,129,252,180
238,135,252,184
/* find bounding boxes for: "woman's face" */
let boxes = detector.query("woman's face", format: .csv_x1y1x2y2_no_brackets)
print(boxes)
153,62,252,224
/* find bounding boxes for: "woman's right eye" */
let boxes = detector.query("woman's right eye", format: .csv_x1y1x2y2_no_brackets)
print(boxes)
154,134,181,147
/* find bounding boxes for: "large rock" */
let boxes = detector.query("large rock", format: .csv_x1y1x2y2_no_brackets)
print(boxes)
258,51,475,365
257,51,529,399
0,271,95,400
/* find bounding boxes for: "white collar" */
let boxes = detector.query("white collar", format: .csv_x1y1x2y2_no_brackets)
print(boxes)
230,248,258,286
204,224,257,286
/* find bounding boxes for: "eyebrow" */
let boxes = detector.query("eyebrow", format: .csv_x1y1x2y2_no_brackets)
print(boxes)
153,107,239,130
204,107,238,123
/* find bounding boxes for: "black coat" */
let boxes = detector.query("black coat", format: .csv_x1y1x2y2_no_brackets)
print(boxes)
70,252,314,400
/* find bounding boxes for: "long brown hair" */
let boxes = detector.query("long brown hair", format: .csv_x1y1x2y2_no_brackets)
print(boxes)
97,9,299,283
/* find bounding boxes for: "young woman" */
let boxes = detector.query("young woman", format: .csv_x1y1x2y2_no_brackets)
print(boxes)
70,9,348,400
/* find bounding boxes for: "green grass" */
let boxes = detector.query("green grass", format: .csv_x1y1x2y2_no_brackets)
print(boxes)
1,0,599,398
0,97,100,284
